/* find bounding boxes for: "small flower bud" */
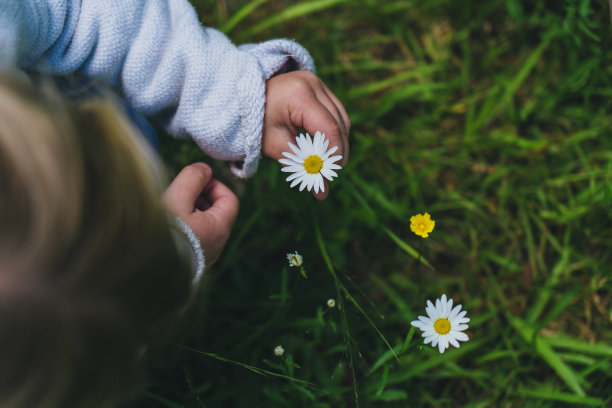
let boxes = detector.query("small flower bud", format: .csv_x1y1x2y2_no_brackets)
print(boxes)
286,251,303,267
274,345,285,357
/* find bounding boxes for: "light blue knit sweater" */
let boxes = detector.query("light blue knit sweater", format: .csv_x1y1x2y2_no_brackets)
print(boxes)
0,0,315,282
0,0,315,177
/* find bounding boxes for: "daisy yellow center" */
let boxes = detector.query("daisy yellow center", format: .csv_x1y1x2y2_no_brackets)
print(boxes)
290,256,299,265
434,318,451,335
303,155,323,174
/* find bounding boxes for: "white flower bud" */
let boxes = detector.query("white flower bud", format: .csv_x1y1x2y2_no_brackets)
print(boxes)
274,345,285,357
286,251,303,267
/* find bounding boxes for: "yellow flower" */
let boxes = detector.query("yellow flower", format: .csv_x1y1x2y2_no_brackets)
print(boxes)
410,213,435,238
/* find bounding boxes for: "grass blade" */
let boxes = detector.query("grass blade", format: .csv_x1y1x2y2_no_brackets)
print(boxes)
507,315,586,396
515,387,604,406
180,345,317,388
314,218,359,405
472,29,556,130
315,219,399,362
242,0,349,37
221,0,269,34
384,227,433,270
144,392,188,408
546,336,612,358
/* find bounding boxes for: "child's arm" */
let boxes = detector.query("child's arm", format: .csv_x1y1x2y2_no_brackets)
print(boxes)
2,0,316,177
163,162,240,268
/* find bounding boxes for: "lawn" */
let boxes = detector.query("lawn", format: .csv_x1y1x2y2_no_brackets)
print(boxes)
136,0,612,406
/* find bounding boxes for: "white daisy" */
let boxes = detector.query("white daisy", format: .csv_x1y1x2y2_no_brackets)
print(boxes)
327,298,336,308
411,294,470,354
279,131,343,194
286,251,303,267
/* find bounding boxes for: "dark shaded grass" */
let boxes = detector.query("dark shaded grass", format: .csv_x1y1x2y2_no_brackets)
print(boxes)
131,0,612,407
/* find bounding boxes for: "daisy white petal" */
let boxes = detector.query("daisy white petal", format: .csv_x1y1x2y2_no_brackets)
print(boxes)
320,168,338,180
323,145,338,158
282,165,305,173
313,131,322,148
326,154,343,164
410,294,470,353
418,315,433,325
448,304,462,321
299,177,309,191
304,133,315,151
296,135,308,151
445,297,453,316
286,172,304,182
281,151,303,163
314,178,322,194
438,337,449,353
410,319,426,329
423,331,438,339
279,158,296,166
307,177,315,192
290,177,302,188
455,313,470,324
426,300,436,317
288,142,303,156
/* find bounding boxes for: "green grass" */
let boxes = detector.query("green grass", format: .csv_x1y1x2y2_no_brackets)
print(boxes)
133,0,612,406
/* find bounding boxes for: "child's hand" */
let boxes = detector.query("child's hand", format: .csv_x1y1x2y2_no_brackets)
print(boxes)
163,163,239,267
262,71,350,200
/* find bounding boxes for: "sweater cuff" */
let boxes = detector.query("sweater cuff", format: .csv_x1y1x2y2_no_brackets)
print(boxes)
230,39,315,179
240,39,316,79
174,217,205,287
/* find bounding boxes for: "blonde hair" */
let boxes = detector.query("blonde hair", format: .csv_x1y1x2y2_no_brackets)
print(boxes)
0,75,192,407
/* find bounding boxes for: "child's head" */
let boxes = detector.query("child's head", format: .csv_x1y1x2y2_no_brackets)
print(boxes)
0,74,192,407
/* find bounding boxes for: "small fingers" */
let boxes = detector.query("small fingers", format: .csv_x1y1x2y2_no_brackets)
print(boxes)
298,97,346,164
262,125,298,162
202,178,240,229
316,85,350,165
163,162,212,215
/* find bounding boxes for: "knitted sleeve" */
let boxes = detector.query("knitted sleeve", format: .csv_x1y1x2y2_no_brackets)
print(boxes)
1,0,315,178
173,217,205,287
